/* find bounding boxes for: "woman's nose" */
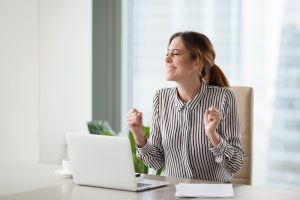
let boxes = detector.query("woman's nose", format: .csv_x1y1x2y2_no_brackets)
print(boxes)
165,54,172,63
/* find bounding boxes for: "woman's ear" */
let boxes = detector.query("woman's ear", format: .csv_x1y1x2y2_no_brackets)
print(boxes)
194,61,203,74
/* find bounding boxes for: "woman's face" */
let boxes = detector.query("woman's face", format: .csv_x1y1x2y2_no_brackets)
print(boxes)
165,36,200,83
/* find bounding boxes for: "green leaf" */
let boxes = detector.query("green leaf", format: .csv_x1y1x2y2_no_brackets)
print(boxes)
156,167,163,175
87,120,116,135
129,125,151,174
101,132,114,136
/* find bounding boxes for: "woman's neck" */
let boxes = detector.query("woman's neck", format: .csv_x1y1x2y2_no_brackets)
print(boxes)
177,80,202,103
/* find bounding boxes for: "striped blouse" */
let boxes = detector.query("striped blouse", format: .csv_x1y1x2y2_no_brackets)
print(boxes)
136,83,244,182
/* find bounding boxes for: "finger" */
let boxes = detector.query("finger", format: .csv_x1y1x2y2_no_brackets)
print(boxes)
127,108,136,115
208,116,214,122
204,110,210,123
129,112,142,119
207,109,222,116
208,112,223,118
208,116,220,123
127,107,140,115
125,115,136,123
128,121,139,127
208,113,223,119
127,116,138,122
137,112,143,121
127,118,139,126
127,120,136,125
204,109,210,116
127,111,142,119
127,112,139,118
208,106,220,111
127,116,139,124
208,106,221,113
205,110,222,117
137,112,143,125
208,116,222,123
132,107,140,113
126,109,135,116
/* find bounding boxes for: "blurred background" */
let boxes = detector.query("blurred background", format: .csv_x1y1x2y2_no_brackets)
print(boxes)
0,0,299,193
126,0,300,191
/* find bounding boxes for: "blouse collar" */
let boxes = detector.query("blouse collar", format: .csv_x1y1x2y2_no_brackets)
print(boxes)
174,83,207,111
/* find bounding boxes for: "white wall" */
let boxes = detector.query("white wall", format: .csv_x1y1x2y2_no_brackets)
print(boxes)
0,0,39,163
0,0,92,164
39,0,92,164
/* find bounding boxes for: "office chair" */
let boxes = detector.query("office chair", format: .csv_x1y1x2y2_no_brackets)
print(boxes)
230,87,253,185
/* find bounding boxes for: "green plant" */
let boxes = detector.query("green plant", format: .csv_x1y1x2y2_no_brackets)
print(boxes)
129,126,150,174
87,120,116,136
129,126,163,175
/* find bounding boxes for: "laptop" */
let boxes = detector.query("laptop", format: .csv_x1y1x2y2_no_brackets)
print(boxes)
66,132,169,191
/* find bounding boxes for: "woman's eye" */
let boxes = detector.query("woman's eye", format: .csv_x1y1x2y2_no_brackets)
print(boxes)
166,51,181,56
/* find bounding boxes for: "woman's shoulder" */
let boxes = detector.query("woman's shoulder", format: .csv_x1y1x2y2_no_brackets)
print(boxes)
206,85,235,98
153,87,176,100
155,87,176,95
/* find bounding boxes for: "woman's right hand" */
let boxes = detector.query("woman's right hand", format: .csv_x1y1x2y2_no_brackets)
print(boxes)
125,108,146,147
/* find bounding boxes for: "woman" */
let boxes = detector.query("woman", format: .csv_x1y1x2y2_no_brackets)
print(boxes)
126,31,244,182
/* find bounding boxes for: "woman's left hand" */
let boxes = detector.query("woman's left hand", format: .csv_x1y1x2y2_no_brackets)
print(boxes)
204,106,223,146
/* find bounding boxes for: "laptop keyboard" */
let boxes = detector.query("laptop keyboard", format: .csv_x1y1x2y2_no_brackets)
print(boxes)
137,182,151,188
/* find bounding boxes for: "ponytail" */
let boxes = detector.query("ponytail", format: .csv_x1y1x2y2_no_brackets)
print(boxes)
204,64,230,87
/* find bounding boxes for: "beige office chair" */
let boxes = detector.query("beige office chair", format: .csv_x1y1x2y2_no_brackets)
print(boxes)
230,87,253,185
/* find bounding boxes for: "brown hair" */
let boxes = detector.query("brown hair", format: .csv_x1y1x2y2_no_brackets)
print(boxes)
168,31,230,87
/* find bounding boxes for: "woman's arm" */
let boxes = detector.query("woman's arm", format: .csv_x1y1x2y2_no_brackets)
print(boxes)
209,89,244,174
136,91,165,170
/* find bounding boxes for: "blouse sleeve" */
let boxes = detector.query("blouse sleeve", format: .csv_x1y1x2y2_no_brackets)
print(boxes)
209,89,245,174
136,90,165,170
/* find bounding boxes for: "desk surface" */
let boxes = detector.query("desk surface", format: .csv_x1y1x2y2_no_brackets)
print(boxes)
0,163,299,200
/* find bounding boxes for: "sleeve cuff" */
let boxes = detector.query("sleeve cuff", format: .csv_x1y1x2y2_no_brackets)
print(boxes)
136,141,151,155
209,136,227,156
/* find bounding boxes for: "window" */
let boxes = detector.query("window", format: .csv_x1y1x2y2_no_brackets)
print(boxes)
124,0,300,191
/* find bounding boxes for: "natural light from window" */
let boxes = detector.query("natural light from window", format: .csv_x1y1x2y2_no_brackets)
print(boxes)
126,0,300,191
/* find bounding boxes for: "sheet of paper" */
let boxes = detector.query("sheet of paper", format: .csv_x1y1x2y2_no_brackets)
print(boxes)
175,183,234,198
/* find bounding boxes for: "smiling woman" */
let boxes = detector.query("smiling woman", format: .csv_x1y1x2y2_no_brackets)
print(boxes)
125,31,244,182
166,32,229,88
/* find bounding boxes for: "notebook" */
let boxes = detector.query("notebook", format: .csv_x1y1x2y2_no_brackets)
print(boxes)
66,132,168,191
175,183,234,197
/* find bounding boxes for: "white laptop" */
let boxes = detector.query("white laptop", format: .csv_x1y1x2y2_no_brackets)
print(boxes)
66,132,169,191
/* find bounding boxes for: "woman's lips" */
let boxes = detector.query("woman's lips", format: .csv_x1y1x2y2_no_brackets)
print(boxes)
166,65,176,70
166,67,176,72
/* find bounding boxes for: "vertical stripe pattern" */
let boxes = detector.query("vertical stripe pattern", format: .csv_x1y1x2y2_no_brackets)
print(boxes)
136,83,244,182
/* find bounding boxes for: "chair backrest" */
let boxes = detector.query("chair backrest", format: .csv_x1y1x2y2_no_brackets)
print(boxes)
230,87,253,185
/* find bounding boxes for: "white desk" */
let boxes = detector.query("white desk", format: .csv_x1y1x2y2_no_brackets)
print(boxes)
0,163,299,200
